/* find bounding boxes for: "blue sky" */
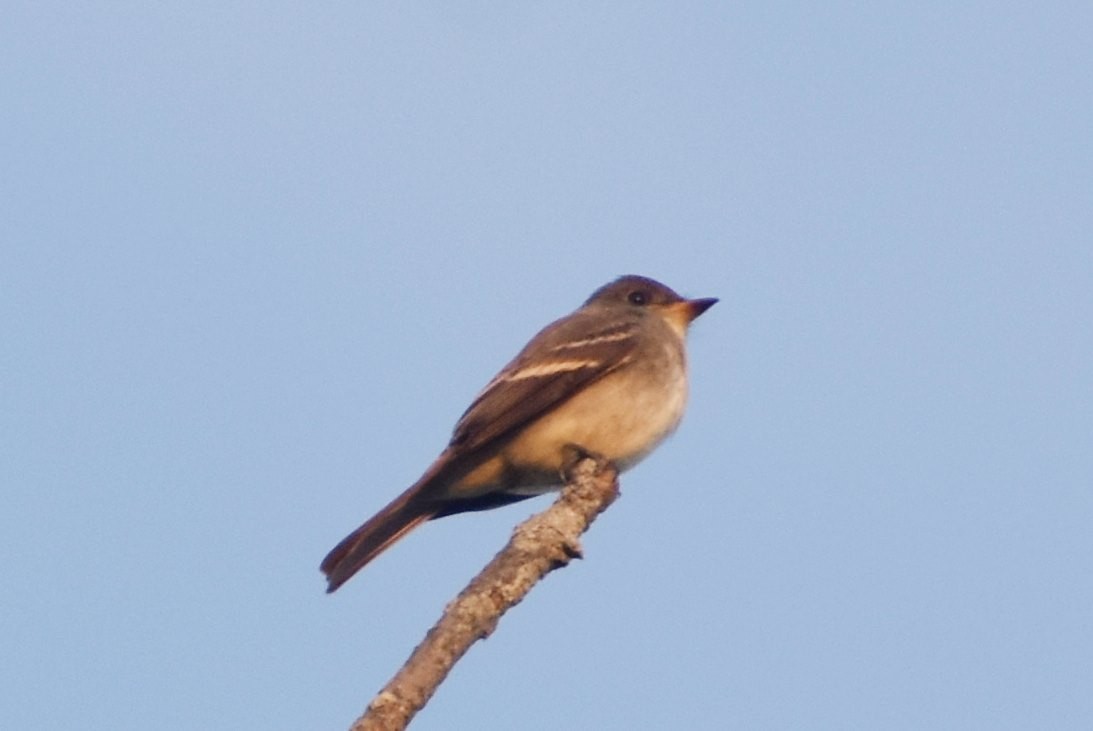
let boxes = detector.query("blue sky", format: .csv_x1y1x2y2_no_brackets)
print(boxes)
3,3,1091,729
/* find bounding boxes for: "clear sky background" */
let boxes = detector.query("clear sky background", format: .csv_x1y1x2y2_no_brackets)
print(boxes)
3,4,1091,730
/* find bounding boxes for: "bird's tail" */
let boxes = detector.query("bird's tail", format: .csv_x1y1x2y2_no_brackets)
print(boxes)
320,489,437,593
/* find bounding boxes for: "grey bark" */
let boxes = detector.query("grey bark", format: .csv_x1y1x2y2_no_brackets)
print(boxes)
349,457,620,731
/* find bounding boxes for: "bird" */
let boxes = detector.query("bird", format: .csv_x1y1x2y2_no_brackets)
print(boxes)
320,274,716,592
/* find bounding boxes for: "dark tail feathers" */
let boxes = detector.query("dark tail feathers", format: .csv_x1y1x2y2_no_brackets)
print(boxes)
320,495,435,593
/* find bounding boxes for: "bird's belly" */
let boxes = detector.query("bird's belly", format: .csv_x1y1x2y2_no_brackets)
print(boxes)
501,360,688,492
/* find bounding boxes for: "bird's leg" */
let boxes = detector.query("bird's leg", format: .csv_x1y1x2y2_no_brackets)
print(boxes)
559,443,612,483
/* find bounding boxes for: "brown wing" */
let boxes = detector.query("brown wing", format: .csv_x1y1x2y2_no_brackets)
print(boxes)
321,309,642,592
449,311,640,454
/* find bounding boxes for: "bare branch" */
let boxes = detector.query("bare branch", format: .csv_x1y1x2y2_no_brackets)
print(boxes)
349,457,620,731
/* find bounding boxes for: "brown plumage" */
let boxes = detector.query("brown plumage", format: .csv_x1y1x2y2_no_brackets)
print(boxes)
320,275,716,592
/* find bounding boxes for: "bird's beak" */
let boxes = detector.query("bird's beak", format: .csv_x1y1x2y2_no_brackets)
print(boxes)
684,297,718,321
661,297,718,337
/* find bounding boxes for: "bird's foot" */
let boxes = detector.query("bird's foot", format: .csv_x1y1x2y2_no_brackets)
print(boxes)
560,443,613,482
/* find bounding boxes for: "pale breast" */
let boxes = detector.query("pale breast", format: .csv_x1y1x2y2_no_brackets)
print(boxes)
503,339,689,485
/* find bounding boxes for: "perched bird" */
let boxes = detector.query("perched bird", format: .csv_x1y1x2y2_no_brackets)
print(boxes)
321,275,716,592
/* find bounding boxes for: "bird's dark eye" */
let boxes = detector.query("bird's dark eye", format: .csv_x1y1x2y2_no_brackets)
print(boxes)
627,290,648,306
